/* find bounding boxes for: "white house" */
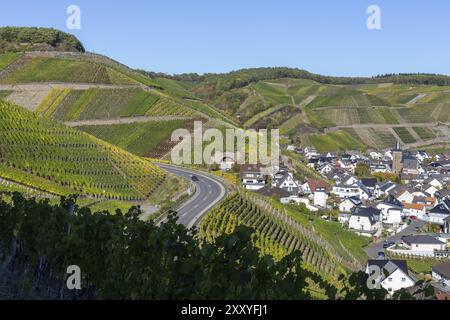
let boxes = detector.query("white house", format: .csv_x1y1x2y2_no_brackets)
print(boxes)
423,185,439,197
377,195,403,225
375,181,397,199
332,183,361,199
348,207,381,237
339,196,362,213
317,163,335,176
366,259,415,294
369,151,383,160
359,186,373,201
393,235,447,257
432,261,450,288
240,164,267,190
428,200,450,225
272,171,299,193
397,190,414,204
424,177,444,190
402,203,427,220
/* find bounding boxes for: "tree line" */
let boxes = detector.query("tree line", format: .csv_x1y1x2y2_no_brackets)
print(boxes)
0,192,433,300
0,27,85,53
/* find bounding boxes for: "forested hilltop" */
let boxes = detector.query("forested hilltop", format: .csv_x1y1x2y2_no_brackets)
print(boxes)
142,67,450,99
0,27,85,53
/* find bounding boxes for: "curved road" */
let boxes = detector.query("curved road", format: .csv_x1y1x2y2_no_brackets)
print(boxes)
158,164,227,228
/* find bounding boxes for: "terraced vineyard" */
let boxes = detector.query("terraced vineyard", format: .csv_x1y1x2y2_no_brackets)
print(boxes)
200,192,364,283
0,57,138,85
145,98,199,117
413,127,437,140
35,88,162,121
352,128,397,149
393,127,417,144
307,130,366,152
78,119,192,158
0,100,166,199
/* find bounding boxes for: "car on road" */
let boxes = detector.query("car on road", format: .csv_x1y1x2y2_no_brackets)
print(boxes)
190,175,199,182
383,241,395,248
377,251,385,258
410,216,417,220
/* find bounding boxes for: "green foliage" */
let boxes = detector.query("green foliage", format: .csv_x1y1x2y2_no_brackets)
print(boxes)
0,27,84,53
0,194,337,299
0,100,166,200
200,193,348,289
355,163,371,178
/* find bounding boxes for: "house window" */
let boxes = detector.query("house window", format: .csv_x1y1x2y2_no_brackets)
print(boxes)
388,277,393,282
401,278,406,282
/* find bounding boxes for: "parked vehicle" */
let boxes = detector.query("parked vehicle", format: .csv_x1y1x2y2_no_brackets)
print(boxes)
383,241,395,248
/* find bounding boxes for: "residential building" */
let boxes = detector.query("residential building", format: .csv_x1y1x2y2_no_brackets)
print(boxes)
375,181,397,199
366,259,415,294
339,196,362,213
429,199,450,225
348,207,381,237
393,235,447,257
272,171,299,193
432,261,450,288
240,164,267,190
377,195,403,225
256,186,296,204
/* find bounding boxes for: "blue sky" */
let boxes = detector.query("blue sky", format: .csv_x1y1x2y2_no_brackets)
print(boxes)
1,0,450,76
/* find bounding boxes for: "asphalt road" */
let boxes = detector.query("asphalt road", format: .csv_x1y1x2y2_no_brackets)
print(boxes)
366,219,427,258
158,164,227,228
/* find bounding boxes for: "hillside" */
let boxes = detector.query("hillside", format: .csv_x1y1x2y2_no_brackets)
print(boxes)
173,75,450,152
200,192,370,290
0,100,167,200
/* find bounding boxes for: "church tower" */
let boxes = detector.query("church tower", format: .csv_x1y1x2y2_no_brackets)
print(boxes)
392,140,403,174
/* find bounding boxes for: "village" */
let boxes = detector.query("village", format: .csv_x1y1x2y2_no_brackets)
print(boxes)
220,141,450,298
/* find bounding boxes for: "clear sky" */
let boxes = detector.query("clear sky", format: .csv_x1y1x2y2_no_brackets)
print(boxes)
1,0,450,76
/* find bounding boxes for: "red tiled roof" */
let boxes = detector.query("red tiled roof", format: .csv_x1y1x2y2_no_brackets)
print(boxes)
307,178,329,192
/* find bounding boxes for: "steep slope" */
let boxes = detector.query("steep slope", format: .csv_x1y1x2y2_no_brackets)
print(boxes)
200,192,370,289
0,100,166,200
